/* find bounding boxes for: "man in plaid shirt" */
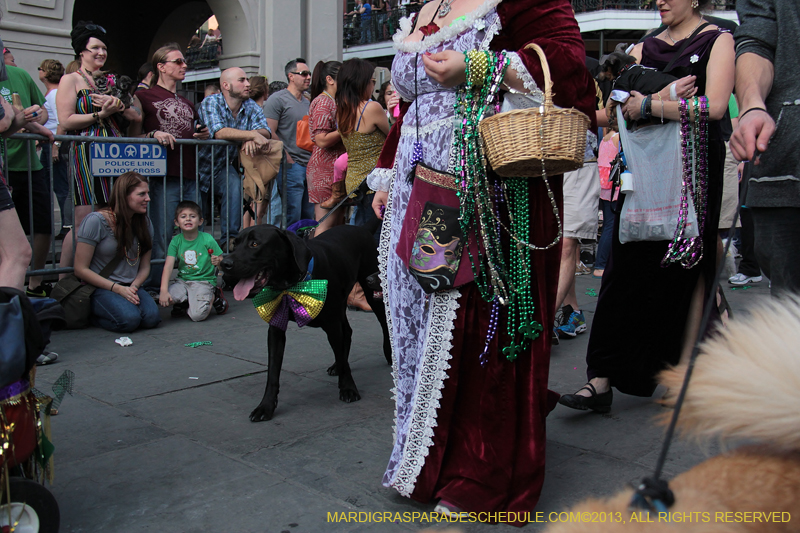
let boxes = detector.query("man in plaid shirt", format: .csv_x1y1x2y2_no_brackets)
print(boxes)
190,67,271,250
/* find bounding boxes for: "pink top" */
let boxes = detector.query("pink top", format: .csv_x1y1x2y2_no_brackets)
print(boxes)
598,132,620,201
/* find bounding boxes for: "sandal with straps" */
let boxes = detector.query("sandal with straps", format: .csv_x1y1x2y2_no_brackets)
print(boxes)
558,382,613,413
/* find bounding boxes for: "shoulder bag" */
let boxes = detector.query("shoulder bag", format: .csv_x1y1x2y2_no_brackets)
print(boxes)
51,256,123,329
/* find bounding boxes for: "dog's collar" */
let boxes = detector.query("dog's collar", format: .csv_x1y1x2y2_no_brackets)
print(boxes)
613,63,637,83
302,257,315,282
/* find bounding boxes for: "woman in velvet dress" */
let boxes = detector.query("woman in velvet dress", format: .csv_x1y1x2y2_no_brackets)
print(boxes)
369,0,596,523
559,0,734,411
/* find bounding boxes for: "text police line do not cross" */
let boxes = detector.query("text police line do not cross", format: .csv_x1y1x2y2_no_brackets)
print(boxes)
90,142,168,176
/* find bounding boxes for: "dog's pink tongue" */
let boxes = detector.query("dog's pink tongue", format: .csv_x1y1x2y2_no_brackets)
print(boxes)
233,276,257,301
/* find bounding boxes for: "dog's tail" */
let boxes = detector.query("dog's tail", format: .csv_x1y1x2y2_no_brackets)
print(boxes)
659,296,800,450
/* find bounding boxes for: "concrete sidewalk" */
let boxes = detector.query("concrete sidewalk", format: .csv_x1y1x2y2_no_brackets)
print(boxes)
37,273,770,532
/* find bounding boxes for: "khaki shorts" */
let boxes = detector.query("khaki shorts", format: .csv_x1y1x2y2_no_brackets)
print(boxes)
562,162,601,240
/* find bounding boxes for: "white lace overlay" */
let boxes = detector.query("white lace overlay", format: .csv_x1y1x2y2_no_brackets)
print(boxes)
393,0,503,54
390,290,460,497
367,167,393,192
400,115,453,139
382,7,503,495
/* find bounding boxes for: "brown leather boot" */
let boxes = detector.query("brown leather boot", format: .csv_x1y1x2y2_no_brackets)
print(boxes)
347,283,373,312
320,181,347,210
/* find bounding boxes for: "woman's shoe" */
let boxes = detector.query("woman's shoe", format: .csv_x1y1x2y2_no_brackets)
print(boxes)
558,383,613,413
433,500,470,520
320,181,347,210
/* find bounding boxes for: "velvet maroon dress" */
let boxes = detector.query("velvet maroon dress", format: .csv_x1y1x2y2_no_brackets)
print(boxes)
375,0,596,525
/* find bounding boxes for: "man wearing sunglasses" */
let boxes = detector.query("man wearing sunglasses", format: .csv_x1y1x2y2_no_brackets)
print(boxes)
264,57,314,227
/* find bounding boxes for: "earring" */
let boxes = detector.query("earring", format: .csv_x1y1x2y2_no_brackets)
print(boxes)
691,0,699,8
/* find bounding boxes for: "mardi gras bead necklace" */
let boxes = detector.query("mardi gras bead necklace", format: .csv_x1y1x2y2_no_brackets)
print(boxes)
456,50,544,362
662,96,709,268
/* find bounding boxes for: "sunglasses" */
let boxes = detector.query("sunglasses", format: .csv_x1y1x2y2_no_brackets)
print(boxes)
84,24,107,33
163,58,187,66
290,71,312,77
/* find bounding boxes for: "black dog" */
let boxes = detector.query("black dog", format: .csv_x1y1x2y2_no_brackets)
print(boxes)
220,224,391,422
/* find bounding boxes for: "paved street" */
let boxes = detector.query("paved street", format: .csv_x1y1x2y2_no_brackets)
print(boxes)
38,272,769,532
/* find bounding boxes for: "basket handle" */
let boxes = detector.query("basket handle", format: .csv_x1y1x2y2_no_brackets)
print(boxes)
523,43,552,104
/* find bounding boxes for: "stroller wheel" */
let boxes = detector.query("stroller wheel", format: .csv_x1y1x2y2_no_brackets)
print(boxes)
0,478,60,533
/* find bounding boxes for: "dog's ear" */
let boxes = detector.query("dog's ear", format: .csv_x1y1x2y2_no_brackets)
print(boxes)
277,230,312,279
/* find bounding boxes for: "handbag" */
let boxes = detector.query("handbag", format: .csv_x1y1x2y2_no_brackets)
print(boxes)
396,164,479,293
51,256,122,329
240,139,284,202
296,115,315,152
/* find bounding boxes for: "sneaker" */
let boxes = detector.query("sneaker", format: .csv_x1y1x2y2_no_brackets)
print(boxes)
36,351,58,365
728,273,762,286
575,261,591,275
552,305,573,346
213,288,229,315
556,309,587,339
26,284,52,298
171,301,189,317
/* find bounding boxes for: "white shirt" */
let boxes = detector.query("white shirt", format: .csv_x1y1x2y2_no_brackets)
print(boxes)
43,89,58,134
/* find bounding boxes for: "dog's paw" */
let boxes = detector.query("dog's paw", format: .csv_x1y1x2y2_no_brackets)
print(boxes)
327,363,339,376
249,402,277,422
339,388,361,403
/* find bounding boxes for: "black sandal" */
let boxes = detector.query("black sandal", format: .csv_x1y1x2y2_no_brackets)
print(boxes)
558,382,613,413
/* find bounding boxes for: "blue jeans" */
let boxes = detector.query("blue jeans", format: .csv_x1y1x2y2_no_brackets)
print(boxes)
595,198,617,271
186,164,242,243
269,162,314,228
90,287,161,333
41,144,73,229
148,176,185,260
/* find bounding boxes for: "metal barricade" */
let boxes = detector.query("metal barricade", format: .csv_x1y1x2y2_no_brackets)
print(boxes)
2,132,288,280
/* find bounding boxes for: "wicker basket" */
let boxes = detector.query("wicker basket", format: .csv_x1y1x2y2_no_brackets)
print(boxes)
480,43,591,178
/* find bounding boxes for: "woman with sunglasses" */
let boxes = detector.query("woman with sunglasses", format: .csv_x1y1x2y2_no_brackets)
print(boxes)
56,21,142,275
130,44,209,265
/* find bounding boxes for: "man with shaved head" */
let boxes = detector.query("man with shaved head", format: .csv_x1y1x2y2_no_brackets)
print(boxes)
192,67,271,251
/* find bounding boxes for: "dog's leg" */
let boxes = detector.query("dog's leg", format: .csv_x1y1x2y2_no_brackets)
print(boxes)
250,326,286,422
361,280,392,365
324,315,361,403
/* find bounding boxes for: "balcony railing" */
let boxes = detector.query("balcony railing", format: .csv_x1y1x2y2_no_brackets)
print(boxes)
344,5,421,47
342,0,736,47
186,41,222,70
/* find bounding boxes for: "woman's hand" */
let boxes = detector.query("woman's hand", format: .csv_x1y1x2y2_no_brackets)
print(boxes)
667,75,698,101
387,93,400,117
372,190,389,219
621,90,646,121
153,130,176,149
159,290,173,308
422,50,466,88
115,284,141,305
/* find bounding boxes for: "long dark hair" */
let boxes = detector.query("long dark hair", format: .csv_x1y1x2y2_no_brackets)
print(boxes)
105,171,152,257
336,58,374,136
310,60,342,101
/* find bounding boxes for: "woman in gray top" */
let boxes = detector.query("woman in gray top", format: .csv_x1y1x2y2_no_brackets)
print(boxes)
73,171,161,332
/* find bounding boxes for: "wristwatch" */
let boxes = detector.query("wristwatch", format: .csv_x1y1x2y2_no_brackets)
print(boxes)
53,141,62,147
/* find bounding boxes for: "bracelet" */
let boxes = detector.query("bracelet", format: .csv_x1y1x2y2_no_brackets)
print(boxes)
669,83,678,101
110,282,116,292
646,94,652,119
738,107,768,121
465,50,489,88
656,92,664,123
148,131,156,138
93,111,100,122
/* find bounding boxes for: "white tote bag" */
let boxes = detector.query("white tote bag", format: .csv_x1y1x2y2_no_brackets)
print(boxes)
616,106,698,243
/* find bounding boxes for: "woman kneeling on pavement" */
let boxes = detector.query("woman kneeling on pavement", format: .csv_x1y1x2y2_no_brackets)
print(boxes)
73,171,161,333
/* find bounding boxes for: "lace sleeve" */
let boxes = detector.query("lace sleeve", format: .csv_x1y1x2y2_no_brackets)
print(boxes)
367,167,394,192
505,51,544,101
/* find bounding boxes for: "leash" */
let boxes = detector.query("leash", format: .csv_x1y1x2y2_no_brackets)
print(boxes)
302,178,369,238
629,156,755,515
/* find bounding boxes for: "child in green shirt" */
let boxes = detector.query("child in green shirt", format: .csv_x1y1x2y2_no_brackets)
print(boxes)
159,201,227,321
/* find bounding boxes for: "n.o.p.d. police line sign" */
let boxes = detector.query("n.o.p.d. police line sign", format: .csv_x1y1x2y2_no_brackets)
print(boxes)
91,143,167,176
